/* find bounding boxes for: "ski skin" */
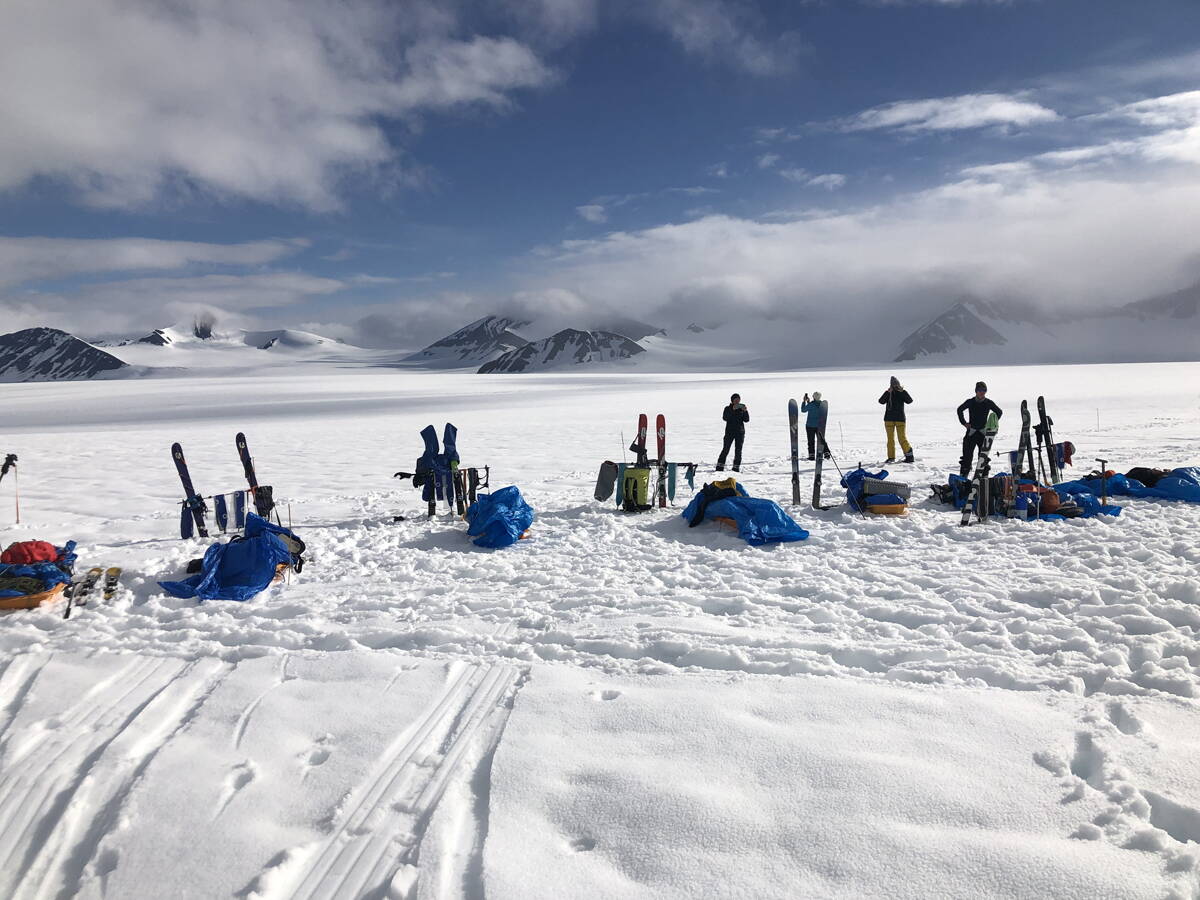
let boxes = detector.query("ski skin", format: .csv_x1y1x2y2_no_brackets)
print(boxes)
102,567,122,601
788,399,801,506
172,442,208,538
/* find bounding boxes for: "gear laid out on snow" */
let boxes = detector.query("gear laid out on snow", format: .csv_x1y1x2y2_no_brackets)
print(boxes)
682,478,808,546
172,436,281,539
594,414,697,513
0,540,77,611
464,485,535,548
841,468,911,516
159,513,306,603
393,423,488,518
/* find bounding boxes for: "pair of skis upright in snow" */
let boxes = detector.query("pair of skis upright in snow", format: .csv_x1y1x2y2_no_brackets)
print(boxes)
1009,395,1063,484
172,432,276,539
629,413,668,509
787,398,840,511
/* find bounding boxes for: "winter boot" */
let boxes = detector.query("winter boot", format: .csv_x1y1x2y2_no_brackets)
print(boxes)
904,451,915,463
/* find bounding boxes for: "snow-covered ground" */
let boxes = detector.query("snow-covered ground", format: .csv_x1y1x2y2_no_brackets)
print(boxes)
1,361,1198,899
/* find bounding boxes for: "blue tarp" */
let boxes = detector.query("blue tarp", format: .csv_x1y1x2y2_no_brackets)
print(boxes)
681,483,809,546
1056,468,1200,504
466,486,534,549
159,514,298,602
0,541,77,597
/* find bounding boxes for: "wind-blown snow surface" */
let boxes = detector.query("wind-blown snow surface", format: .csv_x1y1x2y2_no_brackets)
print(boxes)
0,362,1198,898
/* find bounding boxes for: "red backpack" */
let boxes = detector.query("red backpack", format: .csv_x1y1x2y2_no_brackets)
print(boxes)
1,541,59,565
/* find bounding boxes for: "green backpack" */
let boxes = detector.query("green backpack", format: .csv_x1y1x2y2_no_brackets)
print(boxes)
621,466,652,512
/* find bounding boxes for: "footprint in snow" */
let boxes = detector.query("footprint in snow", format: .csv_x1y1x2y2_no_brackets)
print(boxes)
569,837,597,852
589,689,621,701
299,733,335,778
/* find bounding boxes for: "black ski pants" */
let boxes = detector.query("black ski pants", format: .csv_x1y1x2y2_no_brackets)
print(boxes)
805,426,831,459
718,431,744,470
960,428,986,477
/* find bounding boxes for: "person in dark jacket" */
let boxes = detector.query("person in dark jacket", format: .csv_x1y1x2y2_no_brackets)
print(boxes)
800,392,829,460
879,376,914,463
956,381,1003,476
716,393,749,471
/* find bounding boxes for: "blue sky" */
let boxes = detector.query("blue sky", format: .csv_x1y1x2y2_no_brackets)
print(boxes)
2,0,1200,346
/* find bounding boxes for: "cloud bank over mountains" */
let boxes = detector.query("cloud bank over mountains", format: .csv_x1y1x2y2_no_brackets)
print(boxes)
1,1,1199,350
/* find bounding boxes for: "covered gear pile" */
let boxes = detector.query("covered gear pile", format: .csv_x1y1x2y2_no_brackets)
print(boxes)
158,514,305,603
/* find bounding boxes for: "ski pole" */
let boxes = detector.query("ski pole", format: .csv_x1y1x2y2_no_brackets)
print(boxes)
824,447,868,520
1095,458,1108,506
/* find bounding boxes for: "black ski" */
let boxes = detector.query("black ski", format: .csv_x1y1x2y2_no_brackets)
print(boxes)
236,432,275,519
960,411,999,526
788,399,801,505
812,432,826,509
172,442,208,538
64,566,104,618
1011,400,1036,479
1036,396,1060,483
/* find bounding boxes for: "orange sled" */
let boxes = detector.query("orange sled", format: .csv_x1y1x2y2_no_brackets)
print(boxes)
0,582,66,610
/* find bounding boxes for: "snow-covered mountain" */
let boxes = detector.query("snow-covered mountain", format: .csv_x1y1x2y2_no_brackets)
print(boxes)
0,327,130,382
478,329,644,373
402,316,530,367
893,291,1200,365
134,322,340,352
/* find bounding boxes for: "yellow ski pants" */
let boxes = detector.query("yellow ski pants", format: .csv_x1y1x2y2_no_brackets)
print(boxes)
885,421,911,459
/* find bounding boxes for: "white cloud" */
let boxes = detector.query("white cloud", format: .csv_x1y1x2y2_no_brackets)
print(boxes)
779,167,810,183
633,0,806,76
576,204,608,223
840,92,1059,133
509,92,1200,330
0,237,303,289
757,153,781,169
0,1,553,210
708,162,730,178
807,173,847,190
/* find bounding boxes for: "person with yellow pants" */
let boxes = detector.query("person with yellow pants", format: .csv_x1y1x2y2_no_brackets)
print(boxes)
879,376,914,463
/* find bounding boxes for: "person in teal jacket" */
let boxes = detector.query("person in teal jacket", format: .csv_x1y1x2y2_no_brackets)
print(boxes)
800,392,829,460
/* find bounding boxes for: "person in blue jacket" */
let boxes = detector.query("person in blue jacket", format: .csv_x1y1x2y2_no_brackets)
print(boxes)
716,393,749,471
801,392,830,460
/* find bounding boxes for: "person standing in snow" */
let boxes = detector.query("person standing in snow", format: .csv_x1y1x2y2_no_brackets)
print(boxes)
956,381,1002,477
879,376,914,463
801,392,829,460
716,393,749,472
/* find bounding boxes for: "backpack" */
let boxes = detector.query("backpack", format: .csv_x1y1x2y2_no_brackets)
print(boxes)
1,541,59,565
621,466,652,512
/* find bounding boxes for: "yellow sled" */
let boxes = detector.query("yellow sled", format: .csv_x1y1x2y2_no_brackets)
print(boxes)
0,582,66,610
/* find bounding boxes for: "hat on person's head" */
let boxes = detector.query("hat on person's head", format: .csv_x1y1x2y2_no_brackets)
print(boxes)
812,391,821,401
890,376,900,388
975,381,987,392
730,393,740,402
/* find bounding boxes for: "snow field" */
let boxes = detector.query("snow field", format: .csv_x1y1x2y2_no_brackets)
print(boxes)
0,361,1198,897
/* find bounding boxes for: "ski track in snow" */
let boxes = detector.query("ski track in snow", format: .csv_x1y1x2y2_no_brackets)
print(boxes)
0,365,1197,897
